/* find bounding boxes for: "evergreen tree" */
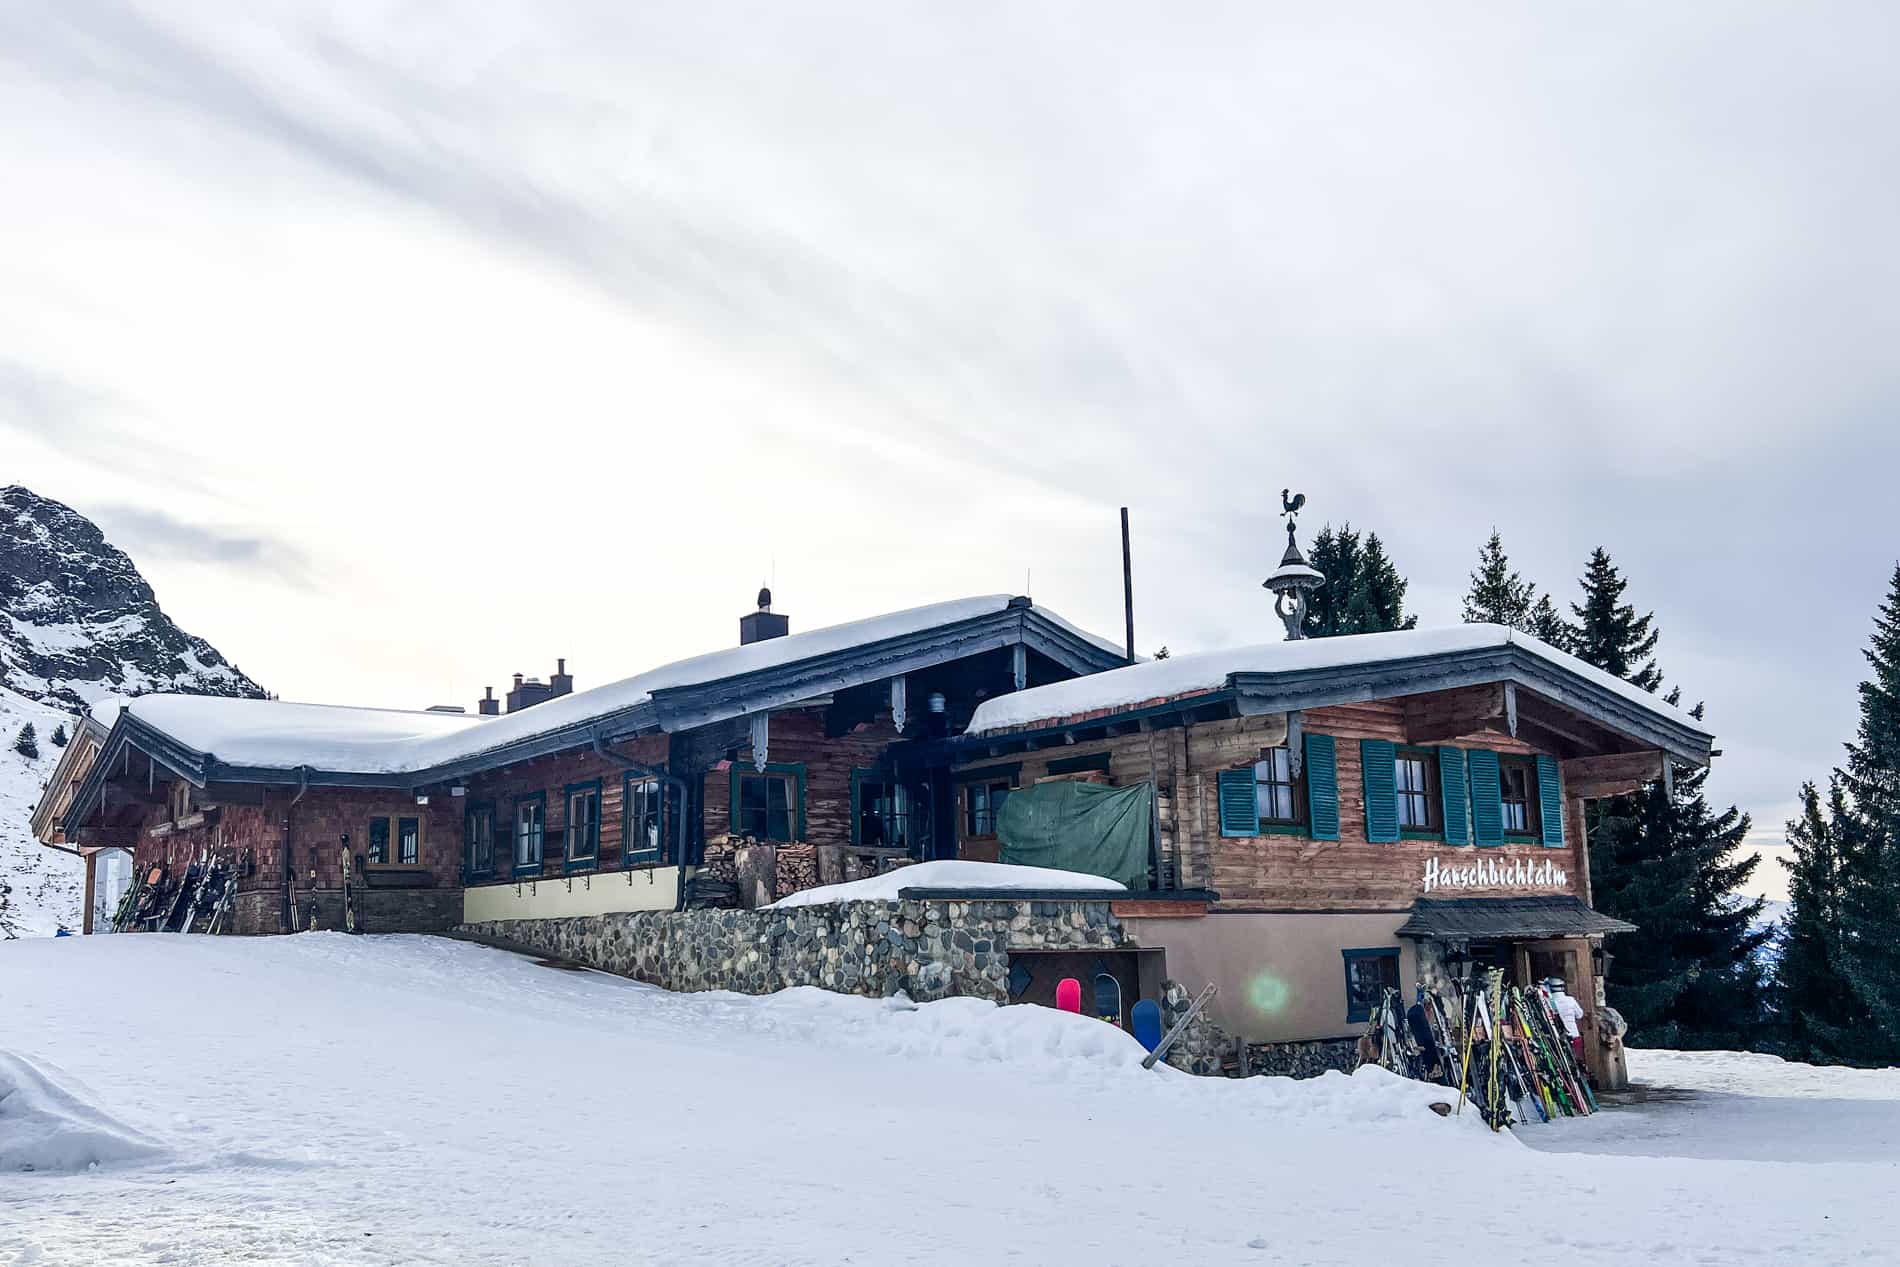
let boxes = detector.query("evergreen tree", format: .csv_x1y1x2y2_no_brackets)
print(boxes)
1463,529,1537,627
1772,779,1864,1062
1347,533,1418,634
1303,524,1361,638
1303,523,1415,637
1832,565,1900,1056
51,722,68,748
1569,548,1662,691
12,723,37,760
1527,594,1570,650
1589,704,1769,1048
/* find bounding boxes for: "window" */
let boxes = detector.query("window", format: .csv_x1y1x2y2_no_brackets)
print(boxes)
854,771,928,852
965,780,1012,837
367,817,390,865
1395,749,1440,832
1499,757,1540,837
565,782,600,869
1253,747,1303,828
397,816,421,865
624,777,667,863
1343,948,1401,1024
514,794,545,874
465,804,496,880
733,768,800,842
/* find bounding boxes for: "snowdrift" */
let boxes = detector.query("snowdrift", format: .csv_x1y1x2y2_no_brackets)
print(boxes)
0,1049,171,1173
765,859,1125,908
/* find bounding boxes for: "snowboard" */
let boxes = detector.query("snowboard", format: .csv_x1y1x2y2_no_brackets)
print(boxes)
1131,999,1163,1052
1055,977,1082,1013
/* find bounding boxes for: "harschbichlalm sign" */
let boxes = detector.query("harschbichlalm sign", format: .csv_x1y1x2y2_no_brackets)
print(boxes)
1422,855,1568,893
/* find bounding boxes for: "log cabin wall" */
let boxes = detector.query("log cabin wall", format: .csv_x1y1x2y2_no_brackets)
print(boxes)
459,734,672,879
1197,701,1586,911
952,692,1596,911
701,706,906,846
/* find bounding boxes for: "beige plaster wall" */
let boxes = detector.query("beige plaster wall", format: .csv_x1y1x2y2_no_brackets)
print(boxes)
463,868,681,923
1124,911,1414,1043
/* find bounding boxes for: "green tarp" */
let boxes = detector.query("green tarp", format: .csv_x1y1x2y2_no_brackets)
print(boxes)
996,779,1154,891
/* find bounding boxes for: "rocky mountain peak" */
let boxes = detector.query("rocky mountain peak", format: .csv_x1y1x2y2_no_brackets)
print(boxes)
0,485,266,710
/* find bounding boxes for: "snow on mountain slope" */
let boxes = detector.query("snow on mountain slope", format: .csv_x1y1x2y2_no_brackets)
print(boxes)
0,485,264,710
0,682,80,937
3,934,1894,1266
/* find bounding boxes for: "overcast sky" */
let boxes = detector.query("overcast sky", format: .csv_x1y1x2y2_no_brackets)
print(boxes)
5,3,1897,900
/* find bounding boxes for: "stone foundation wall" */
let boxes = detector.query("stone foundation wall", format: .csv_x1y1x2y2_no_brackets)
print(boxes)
1245,1037,1360,1079
460,897,1129,1002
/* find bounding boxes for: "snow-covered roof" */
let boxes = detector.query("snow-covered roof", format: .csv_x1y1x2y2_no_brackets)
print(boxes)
119,696,491,774
108,595,1114,778
964,623,1713,740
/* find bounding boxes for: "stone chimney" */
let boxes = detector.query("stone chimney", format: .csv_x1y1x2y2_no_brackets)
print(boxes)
550,657,573,699
477,686,499,716
739,587,790,646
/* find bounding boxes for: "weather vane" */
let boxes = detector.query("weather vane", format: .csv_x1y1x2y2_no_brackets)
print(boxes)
1280,488,1306,543
1265,489,1322,641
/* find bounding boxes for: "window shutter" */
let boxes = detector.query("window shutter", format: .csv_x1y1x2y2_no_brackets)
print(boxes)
1537,754,1565,848
1469,750,1504,847
1304,734,1340,841
1217,769,1256,837
1438,747,1470,845
1360,739,1399,843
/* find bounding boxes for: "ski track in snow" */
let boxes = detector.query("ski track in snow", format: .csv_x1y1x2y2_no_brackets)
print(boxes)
2,934,1895,1266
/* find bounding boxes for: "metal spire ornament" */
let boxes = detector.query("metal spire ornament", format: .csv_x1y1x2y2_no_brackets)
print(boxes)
1263,489,1324,640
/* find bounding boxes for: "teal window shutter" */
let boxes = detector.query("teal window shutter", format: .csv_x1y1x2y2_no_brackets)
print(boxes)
1469,750,1503,847
1438,747,1470,845
1305,734,1339,841
1360,739,1399,843
1536,754,1565,848
1217,769,1256,837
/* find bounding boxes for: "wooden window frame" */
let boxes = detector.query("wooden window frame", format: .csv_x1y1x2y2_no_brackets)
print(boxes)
513,792,547,877
622,774,668,866
963,778,1015,840
1394,747,1443,837
729,762,806,843
366,816,391,866
1253,746,1307,834
1342,947,1401,1024
1498,755,1541,841
397,815,423,866
464,801,496,882
564,780,602,872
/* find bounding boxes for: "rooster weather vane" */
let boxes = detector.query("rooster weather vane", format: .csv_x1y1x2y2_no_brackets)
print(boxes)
1265,489,1322,641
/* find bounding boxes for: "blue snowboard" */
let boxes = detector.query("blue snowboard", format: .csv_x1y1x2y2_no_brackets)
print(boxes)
1131,999,1163,1052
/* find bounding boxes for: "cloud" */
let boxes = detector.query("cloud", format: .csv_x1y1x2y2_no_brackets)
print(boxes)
91,504,317,591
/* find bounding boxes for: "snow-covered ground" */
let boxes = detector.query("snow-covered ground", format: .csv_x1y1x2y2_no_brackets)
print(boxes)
4,936,1896,1266
0,682,81,937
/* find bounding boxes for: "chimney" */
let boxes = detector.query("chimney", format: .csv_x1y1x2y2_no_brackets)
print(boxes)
550,657,573,699
739,587,790,646
506,672,554,713
478,686,499,716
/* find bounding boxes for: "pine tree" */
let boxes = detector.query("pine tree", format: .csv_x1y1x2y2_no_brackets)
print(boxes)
1303,523,1415,637
1772,779,1864,1062
1347,533,1418,634
1589,704,1769,1047
1831,565,1900,1057
1569,548,1662,691
1463,530,1537,627
50,722,68,748
12,723,37,760
1527,594,1570,650
1303,524,1361,638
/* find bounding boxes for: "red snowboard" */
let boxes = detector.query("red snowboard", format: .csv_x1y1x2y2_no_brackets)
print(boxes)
1056,977,1082,1013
